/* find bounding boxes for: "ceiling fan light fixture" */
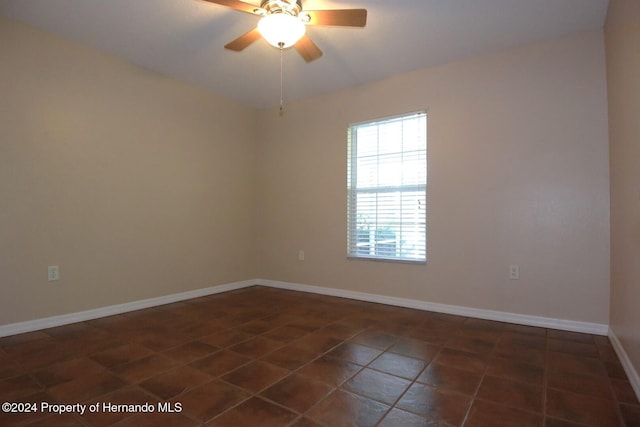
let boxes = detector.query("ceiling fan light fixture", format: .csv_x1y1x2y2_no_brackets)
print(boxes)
258,13,305,48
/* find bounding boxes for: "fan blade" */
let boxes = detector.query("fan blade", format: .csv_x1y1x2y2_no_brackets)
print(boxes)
303,9,367,27
294,35,323,62
202,0,264,15
225,28,261,51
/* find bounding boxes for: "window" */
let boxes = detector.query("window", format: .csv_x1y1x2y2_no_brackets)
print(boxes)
347,112,427,263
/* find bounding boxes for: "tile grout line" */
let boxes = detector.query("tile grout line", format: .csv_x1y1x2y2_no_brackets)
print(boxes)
294,320,403,425
373,318,449,425
361,333,418,426
457,320,500,427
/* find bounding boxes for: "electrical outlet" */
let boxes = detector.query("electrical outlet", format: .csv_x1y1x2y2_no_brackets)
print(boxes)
48,266,59,282
298,250,305,261
509,264,519,280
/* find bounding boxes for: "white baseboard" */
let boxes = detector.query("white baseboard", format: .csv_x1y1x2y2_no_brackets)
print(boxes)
0,280,256,338
1,278,609,339
609,328,640,401
258,279,609,336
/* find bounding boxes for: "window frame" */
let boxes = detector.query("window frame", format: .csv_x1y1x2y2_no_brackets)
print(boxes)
346,111,427,264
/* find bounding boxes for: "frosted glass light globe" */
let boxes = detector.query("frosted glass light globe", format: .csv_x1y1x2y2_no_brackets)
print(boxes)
258,13,305,48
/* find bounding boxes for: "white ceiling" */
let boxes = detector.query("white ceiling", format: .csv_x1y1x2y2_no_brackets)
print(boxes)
0,0,609,109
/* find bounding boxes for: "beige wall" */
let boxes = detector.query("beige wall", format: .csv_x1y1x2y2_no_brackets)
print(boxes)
256,30,611,324
605,0,640,379
0,17,257,324
0,15,612,329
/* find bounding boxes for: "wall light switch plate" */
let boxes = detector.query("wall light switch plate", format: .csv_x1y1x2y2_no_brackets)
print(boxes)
298,250,305,261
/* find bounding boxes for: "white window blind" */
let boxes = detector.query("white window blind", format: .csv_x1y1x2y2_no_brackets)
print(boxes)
347,112,427,262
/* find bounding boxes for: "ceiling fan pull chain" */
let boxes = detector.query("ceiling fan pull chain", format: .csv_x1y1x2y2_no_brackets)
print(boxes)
279,42,284,114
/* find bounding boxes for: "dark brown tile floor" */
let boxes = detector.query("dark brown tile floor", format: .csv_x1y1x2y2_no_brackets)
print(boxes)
0,286,638,426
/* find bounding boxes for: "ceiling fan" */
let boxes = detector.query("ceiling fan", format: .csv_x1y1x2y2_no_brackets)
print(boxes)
203,0,367,62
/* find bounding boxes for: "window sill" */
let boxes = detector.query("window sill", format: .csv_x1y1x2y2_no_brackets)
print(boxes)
347,256,426,265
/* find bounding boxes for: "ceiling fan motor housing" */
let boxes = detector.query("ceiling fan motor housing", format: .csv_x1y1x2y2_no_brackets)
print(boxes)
260,0,303,17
